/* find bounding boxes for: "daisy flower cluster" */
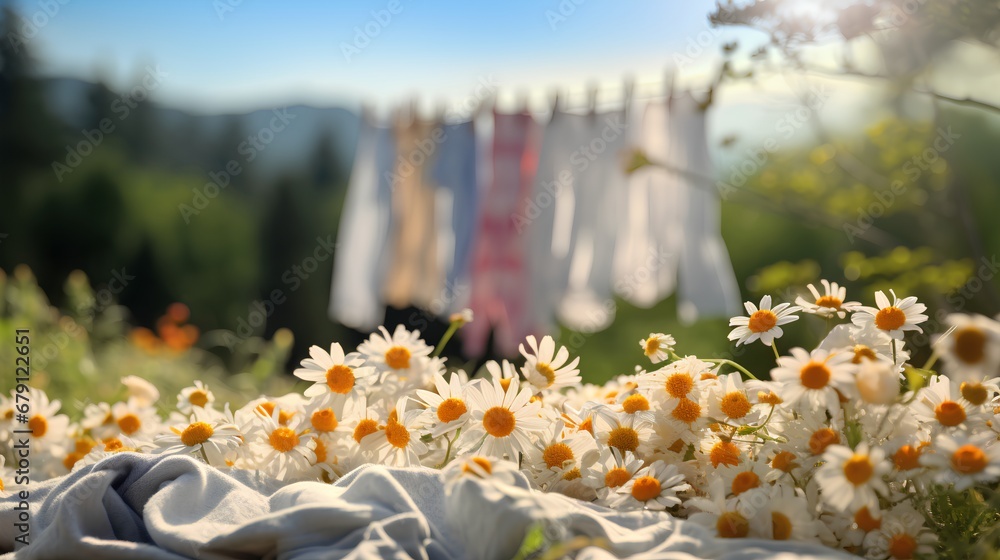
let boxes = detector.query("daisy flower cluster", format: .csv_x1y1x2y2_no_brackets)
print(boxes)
3,280,1000,559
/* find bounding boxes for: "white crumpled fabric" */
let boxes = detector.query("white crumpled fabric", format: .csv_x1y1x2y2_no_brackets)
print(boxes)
0,454,851,559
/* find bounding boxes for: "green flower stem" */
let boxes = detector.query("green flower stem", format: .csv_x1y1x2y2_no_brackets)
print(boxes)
771,341,781,361
433,322,461,358
700,358,759,381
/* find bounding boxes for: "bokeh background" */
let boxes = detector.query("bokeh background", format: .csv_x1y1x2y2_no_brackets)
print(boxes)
2,0,999,405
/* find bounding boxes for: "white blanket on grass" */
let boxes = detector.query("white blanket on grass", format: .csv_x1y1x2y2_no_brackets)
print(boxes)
0,454,851,559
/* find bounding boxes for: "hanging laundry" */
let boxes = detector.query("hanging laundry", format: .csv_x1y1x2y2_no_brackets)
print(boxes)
382,116,444,310
328,114,395,331
524,108,589,335
429,120,479,315
669,92,741,323
462,111,540,357
556,108,630,333
612,99,683,308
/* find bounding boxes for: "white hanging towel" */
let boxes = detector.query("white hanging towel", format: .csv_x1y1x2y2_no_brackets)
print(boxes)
328,116,395,331
556,109,629,332
612,100,682,308
524,109,590,335
669,92,741,323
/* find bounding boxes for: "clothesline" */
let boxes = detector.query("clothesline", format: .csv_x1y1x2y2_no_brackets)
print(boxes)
332,80,741,357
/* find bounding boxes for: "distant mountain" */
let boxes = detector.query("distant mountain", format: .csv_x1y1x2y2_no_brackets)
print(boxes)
41,77,361,183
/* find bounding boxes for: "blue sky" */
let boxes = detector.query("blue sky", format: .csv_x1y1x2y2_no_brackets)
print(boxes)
15,0,757,113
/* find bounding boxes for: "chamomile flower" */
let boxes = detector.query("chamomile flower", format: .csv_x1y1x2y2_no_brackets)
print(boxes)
911,376,984,431
750,484,821,542
154,408,242,466
706,373,762,424
638,356,714,400
176,380,216,413
770,348,857,414
518,335,581,392
717,458,772,498
921,432,1000,490
796,279,862,319
862,503,937,560
727,295,800,347
442,455,522,487
24,388,71,447
583,446,644,506
935,313,1000,383
611,460,690,510
361,397,429,467
245,406,315,481
589,406,656,458
815,443,891,512
524,420,596,487
121,375,160,407
108,399,161,439
293,342,377,399
687,478,758,539
73,435,150,471
357,325,433,378
852,290,928,341
640,333,675,364
819,323,904,368
416,372,472,437
458,377,547,459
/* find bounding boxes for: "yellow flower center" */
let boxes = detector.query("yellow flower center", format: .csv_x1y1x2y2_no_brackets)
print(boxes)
808,428,840,456
665,373,694,398
385,346,411,370
188,390,209,408
952,444,988,474
269,427,300,453
771,451,799,473
385,421,410,448
482,407,516,438
960,382,989,406
630,476,661,502
888,534,918,560
462,456,493,475
893,445,922,470
710,440,741,467
28,415,48,438
814,295,842,309
854,507,881,532
256,402,293,425
75,438,96,454
758,391,783,405
799,361,831,390
671,398,701,424
716,511,749,538
311,408,338,432
604,467,631,488
668,438,686,453
852,345,877,364
542,442,574,469
731,471,760,496
562,467,581,481
748,309,777,333
313,438,327,463
3,409,12,420
874,306,906,331
326,365,355,394
117,413,142,435
719,391,752,419
953,327,986,364
535,363,557,386
437,398,467,423
771,512,793,540
577,417,593,435
934,400,966,427
843,455,874,485
644,337,661,356
607,426,640,454
353,418,380,444
622,394,650,414
180,422,214,447
103,437,124,452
